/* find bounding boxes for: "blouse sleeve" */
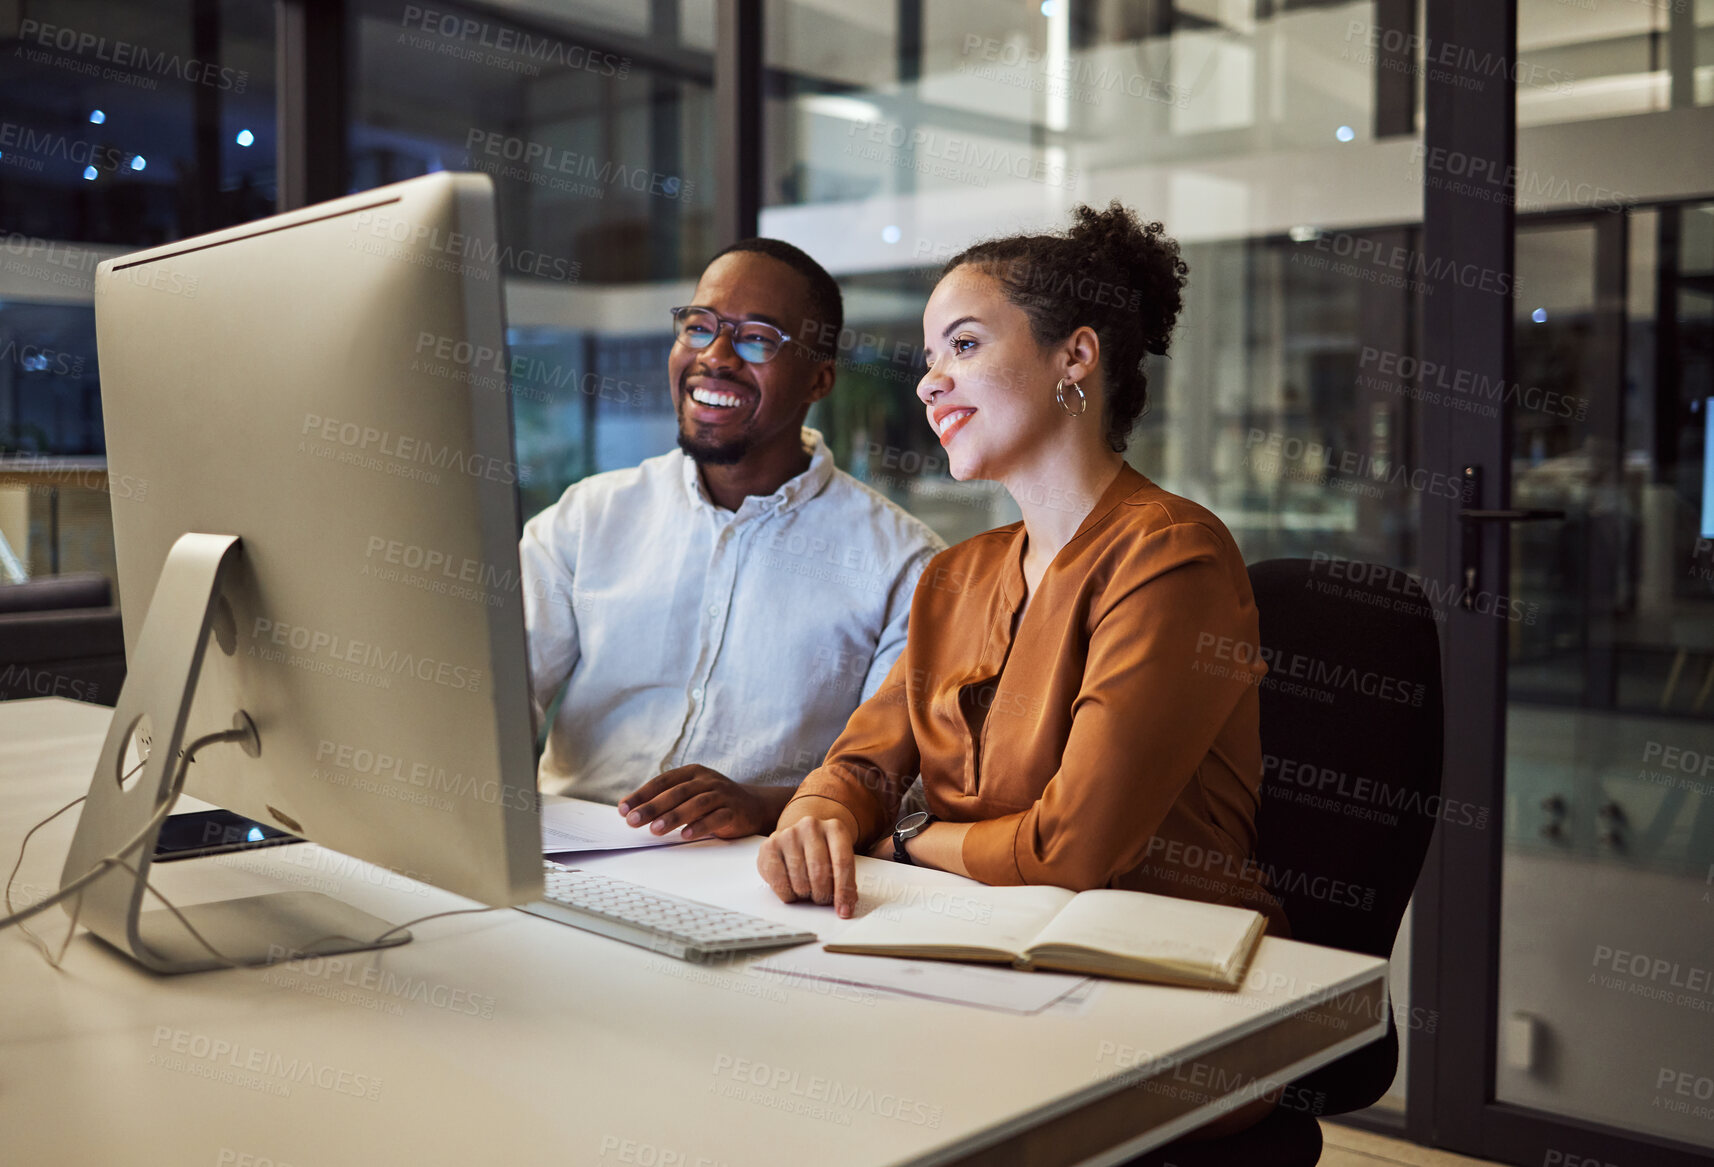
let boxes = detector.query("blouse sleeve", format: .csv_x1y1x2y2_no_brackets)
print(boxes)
960,521,1266,890
785,599,925,845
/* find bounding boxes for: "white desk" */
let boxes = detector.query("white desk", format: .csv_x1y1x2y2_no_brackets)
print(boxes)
1,698,1387,1167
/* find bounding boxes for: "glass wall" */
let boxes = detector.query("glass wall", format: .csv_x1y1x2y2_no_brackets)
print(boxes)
347,0,716,518
761,0,1426,562
0,0,276,584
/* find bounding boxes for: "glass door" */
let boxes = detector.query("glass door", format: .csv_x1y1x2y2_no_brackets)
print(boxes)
1415,2,1714,1162
1492,207,1714,1152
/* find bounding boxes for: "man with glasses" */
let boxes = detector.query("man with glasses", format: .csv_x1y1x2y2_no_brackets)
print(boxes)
520,238,944,841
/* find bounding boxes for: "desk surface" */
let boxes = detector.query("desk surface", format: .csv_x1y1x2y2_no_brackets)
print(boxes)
1,698,1387,1167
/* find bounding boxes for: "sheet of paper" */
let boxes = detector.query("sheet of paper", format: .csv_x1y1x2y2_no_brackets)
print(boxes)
753,945,1090,1015
540,797,692,854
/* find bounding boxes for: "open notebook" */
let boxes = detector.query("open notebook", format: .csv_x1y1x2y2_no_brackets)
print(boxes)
826,885,1266,991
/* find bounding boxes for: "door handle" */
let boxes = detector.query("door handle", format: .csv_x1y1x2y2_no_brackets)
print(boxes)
1458,508,1567,522
1457,466,1565,612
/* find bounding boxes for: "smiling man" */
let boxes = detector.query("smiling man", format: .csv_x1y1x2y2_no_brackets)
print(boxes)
519,239,944,840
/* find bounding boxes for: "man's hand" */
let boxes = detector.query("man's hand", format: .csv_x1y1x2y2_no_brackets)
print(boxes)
757,812,860,918
617,766,791,841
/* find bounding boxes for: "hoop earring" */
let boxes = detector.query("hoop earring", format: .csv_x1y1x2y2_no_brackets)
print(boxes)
1055,378,1087,417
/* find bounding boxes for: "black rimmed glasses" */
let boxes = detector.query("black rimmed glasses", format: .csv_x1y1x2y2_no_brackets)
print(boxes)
670,306,792,364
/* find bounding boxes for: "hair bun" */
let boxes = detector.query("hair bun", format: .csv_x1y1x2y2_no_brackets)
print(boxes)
1066,201,1187,356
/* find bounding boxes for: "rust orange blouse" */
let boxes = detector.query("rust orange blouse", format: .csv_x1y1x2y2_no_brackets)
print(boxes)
789,462,1289,935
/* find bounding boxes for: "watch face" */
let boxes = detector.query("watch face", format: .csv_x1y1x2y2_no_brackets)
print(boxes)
896,810,931,834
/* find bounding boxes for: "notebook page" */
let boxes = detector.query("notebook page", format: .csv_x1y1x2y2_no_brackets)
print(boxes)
831,883,1076,955
1026,889,1261,974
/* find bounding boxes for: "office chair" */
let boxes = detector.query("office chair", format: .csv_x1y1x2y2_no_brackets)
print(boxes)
1125,557,1445,1167
0,572,126,706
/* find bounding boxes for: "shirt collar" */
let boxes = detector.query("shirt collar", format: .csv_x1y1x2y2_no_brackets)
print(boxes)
678,426,836,517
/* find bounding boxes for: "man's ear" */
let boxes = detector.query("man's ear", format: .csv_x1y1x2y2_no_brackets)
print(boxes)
805,356,837,405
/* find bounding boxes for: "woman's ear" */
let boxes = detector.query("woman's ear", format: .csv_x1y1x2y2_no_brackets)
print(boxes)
1063,324,1101,386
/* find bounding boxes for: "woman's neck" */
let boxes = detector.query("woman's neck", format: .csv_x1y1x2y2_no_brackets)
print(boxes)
1002,439,1127,570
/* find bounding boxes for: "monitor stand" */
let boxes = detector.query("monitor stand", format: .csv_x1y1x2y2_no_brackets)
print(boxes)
59,532,411,974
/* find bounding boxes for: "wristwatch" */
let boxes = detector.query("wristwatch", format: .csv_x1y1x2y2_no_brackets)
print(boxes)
891,811,938,865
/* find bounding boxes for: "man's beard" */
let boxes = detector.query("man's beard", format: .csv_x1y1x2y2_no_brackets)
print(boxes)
676,372,754,466
677,428,752,466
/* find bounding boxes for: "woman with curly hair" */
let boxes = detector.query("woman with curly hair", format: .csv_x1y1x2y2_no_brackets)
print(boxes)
758,202,1286,948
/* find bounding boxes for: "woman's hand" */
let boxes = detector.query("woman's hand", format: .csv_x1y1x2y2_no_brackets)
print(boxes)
757,806,861,918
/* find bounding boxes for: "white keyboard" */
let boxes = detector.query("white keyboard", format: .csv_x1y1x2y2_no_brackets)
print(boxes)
518,861,817,962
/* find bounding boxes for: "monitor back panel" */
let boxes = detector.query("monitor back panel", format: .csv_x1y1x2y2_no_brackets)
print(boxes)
94,173,539,907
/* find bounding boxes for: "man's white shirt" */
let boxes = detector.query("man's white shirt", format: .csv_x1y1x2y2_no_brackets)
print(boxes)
520,427,945,803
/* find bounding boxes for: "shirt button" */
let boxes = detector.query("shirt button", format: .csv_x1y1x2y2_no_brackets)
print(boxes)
691,687,704,701
707,603,721,616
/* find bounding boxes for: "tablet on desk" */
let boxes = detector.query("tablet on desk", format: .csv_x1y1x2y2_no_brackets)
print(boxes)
151,809,305,863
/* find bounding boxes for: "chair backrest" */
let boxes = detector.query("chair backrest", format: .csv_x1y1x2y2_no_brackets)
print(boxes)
1246,557,1444,1114
0,572,112,614
0,572,125,706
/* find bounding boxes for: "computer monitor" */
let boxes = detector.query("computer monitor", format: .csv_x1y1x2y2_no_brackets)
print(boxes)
60,172,541,974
